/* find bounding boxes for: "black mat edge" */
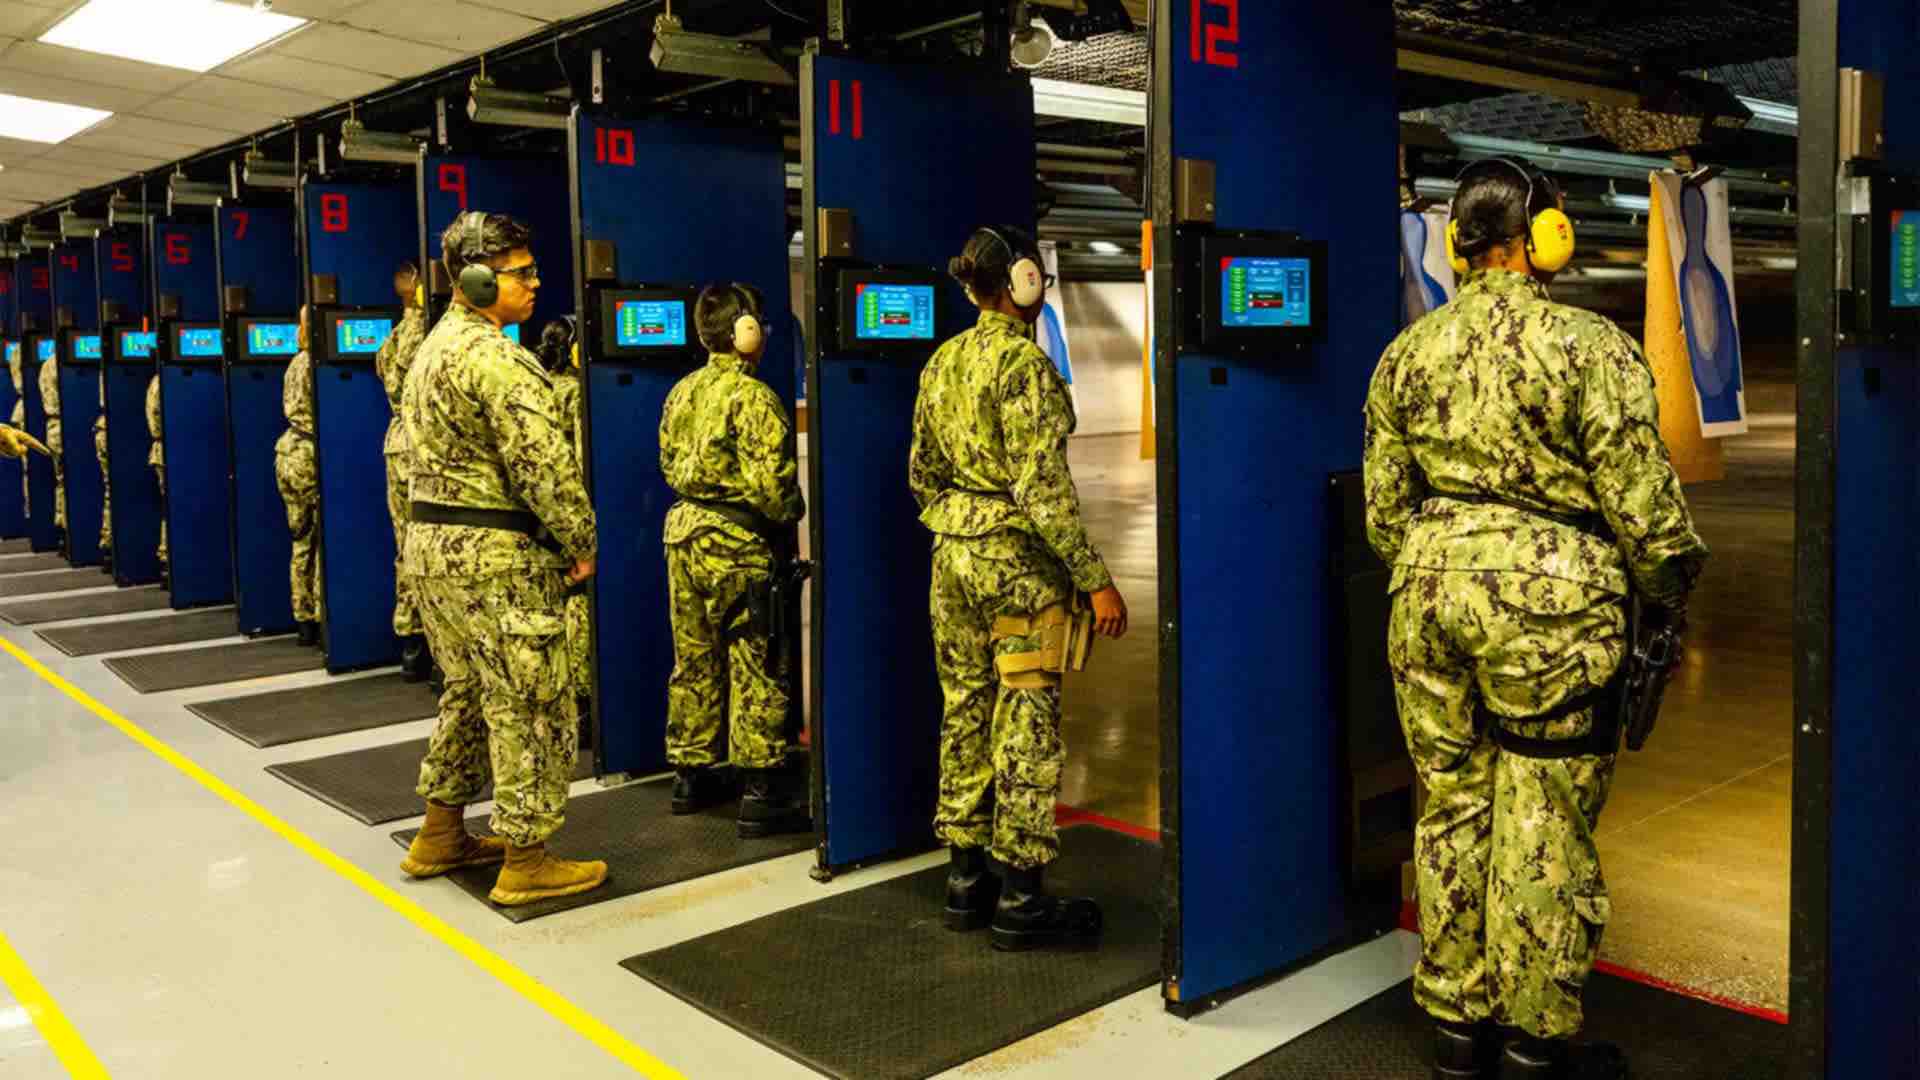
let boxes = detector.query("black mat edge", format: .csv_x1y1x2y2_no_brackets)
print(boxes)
0,539,27,554
0,569,110,598
265,739,594,826
103,639,324,694
617,825,1161,1080
0,587,170,626
35,608,238,657
0,554,72,575
186,673,422,749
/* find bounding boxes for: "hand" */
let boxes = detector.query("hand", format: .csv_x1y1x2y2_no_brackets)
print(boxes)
566,558,596,586
1089,586,1128,639
0,425,49,459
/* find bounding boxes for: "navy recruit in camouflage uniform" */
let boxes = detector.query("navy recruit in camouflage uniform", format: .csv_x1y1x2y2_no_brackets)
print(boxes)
273,347,321,623
376,304,430,639
1363,268,1708,1039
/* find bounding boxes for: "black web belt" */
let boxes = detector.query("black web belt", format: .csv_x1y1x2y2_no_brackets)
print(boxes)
410,501,563,554
1433,490,1617,544
679,496,783,544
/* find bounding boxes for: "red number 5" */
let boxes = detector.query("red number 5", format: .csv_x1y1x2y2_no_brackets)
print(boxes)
1191,0,1239,69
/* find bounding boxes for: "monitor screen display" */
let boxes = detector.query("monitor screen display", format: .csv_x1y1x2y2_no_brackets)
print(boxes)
176,327,224,358
71,334,102,361
852,282,936,341
1220,256,1313,329
333,317,393,355
612,299,688,348
119,331,157,359
4,343,17,366
1891,209,1920,308
245,322,301,357
35,339,55,363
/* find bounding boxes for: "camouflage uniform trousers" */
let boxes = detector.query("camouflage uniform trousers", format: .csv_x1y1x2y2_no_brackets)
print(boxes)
273,431,322,622
11,401,24,513
414,570,577,846
93,418,111,553
929,528,1073,870
154,465,168,568
1388,568,1625,1040
46,415,63,531
664,529,787,770
566,592,591,700
383,449,421,637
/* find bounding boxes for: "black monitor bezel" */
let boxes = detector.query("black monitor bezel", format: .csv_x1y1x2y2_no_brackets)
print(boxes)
233,314,304,363
1189,230,1330,354
1868,174,1920,339
61,326,106,366
592,285,702,363
167,321,226,365
24,334,54,367
832,266,945,354
105,324,158,366
314,306,401,365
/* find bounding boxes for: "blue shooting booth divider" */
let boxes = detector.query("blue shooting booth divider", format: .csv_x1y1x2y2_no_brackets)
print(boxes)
17,258,57,552
1153,1,1400,1008
0,258,25,539
419,153,575,335
218,204,301,635
154,217,230,608
96,226,158,584
302,179,414,671
801,57,1036,872
52,242,104,567
568,113,794,778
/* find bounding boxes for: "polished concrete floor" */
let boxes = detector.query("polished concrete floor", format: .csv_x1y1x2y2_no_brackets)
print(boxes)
1055,386,1795,1012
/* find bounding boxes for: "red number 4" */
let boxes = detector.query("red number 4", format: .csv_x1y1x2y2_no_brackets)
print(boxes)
1191,0,1239,68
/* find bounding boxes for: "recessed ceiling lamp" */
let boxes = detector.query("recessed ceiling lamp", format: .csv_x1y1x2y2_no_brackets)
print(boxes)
0,92,113,145
40,0,307,74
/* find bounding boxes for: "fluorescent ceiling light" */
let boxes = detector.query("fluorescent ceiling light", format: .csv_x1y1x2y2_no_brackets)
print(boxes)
0,92,112,144
41,0,307,74
1088,240,1125,255
1032,78,1144,126
1737,95,1798,136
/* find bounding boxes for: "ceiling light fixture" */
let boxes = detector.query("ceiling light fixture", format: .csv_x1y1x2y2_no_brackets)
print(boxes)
338,120,421,165
242,150,298,189
649,14,794,87
1011,5,1056,70
59,212,107,240
22,227,61,250
0,92,113,145
466,77,571,131
108,193,149,226
168,175,226,213
40,0,307,75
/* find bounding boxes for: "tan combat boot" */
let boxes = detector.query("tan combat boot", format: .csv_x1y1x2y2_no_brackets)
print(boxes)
487,843,609,906
400,802,508,878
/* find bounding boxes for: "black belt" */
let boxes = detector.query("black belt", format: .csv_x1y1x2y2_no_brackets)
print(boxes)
1434,491,1616,544
679,497,783,544
410,501,563,554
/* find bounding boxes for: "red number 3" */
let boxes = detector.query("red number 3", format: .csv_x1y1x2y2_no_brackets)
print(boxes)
1191,0,1239,69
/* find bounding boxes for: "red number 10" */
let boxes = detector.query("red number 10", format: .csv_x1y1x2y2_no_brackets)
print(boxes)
594,127,635,166
1191,0,1239,68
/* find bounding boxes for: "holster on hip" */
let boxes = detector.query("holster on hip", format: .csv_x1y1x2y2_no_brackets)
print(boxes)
990,593,1094,690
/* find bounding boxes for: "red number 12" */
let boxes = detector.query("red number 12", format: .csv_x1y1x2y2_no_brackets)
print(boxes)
1191,0,1239,69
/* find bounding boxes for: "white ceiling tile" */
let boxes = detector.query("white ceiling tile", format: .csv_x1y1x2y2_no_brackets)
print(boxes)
0,170,81,197
267,0,378,17
19,158,124,184
478,0,617,21
133,97,284,135
98,115,233,151
0,41,200,94
65,127,209,160
217,52,389,99
345,3,544,52
0,4,65,40
170,74,331,117
270,23,462,78
0,199,44,214
32,144,174,172
0,69,157,113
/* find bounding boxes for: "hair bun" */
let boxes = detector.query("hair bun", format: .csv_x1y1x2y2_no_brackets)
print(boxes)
948,255,976,279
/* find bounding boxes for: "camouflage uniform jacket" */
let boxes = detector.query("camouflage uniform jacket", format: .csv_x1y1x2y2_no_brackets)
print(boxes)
658,351,803,546
145,373,163,467
909,310,1113,594
1362,270,1707,609
375,306,430,457
282,347,315,437
402,303,595,577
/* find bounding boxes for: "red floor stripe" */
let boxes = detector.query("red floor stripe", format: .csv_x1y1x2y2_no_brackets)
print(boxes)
1054,804,1160,843
1398,901,1786,1025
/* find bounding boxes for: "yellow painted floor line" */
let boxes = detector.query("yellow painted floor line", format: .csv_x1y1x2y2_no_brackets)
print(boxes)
0,926,109,1078
0,637,684,1079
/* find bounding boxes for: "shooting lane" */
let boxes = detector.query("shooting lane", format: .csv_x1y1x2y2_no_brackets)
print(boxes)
0,254,21,541
52,239,104,567
153,213,231,609
219,203,303,635
96,220,156,584
1793,0,1920,1073
299,175,414,671
16,254,56,553
567,113,790,778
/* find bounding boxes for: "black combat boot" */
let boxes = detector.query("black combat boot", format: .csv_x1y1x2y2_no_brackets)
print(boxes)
295,620,320,648
670,765,734,815
399,634,432,682
943,846,1001,932
100,551,113,577
1500,1034,1628,1080
737,767,811,838
988,863,1102,952
1434,1019,1500,1079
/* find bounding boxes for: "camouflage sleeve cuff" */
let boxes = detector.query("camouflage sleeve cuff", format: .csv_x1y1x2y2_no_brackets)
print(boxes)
1070,556,1114,594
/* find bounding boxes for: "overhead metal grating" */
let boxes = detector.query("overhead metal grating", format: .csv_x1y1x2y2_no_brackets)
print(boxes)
1393,0,1794,71
1030,29,1148,93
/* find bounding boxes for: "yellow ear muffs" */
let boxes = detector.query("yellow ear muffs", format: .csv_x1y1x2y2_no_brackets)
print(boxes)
1445,219,1469,276
570,342,580,370
414,284,425,308
1527,206,1576,274
733,313,764,356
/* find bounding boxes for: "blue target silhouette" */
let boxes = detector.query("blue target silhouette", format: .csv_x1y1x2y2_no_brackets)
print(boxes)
1677,184,1743,423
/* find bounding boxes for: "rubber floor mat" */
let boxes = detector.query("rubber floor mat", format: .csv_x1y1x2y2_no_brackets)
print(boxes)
36,608,237,657
391,772,815,923
1225,973,1787,1080
269,736,593,825
189,673,432,747
0,587,169,626
0,539,26,554
620,825,1160,1079
105,637,322,693
0,568,111,598
0,554,71,575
